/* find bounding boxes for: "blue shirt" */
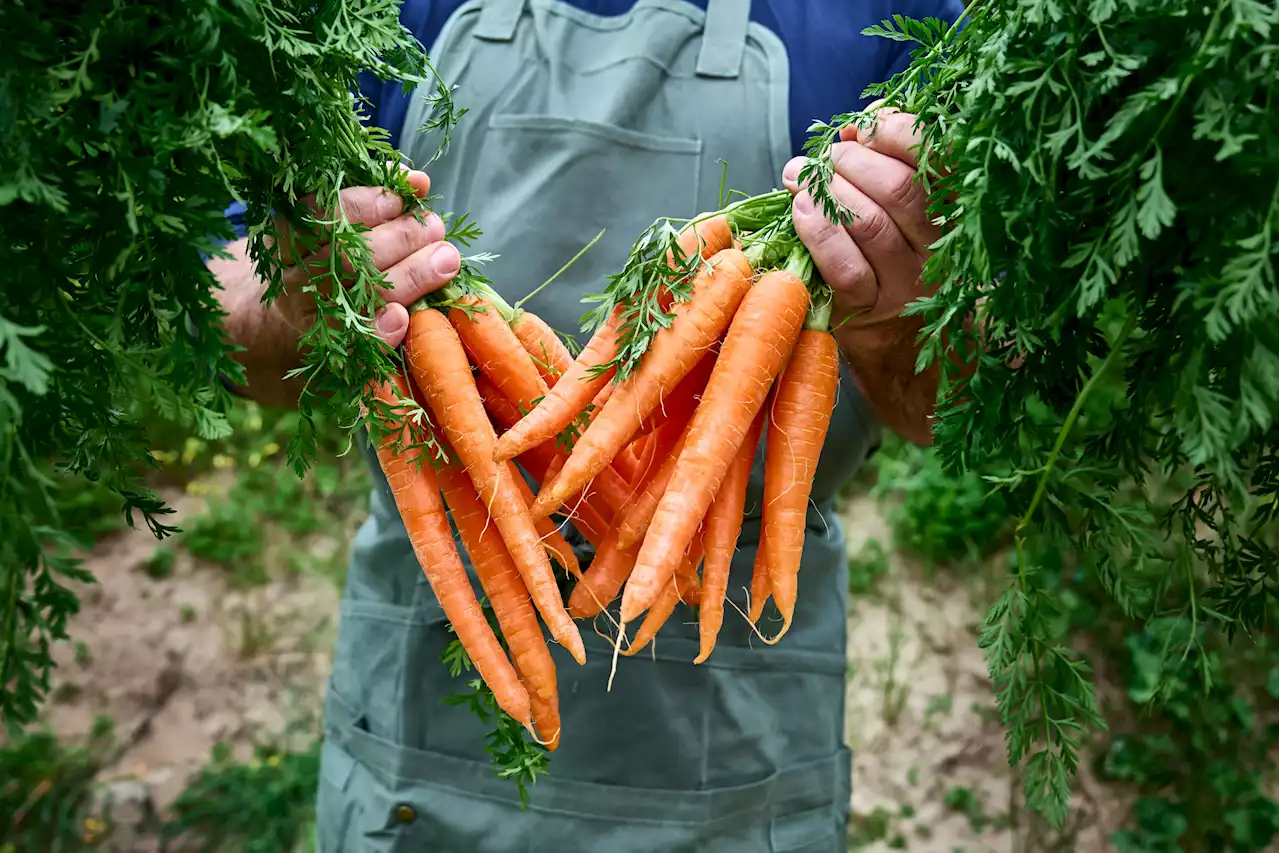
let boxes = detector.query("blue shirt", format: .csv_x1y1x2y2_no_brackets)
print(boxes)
225,0,964,236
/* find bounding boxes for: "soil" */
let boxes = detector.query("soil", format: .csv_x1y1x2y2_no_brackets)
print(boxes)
37,488,1124,852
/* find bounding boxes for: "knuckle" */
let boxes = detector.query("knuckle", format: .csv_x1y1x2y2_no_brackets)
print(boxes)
829,142,859,177
827,255,870,295
846,206,894,245
338,188,375,224
386,218,418,263
886,170,923,212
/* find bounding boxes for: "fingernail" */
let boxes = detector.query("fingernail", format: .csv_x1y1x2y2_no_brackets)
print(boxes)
375,308,406,337
781,158,803,188
794,194,814,217
433,245,460,276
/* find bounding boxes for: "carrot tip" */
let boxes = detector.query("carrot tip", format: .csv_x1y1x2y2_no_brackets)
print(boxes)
564,630,587,665
760,616,793,646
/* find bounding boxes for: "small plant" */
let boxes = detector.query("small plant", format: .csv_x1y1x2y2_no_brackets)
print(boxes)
143,547,176,580
0,719,115,851
161,740,321,853
871,437,1008,569
923,693,954,728
73,641,92,666
178,604,197,623
847,539,890,596
944,786,992,835
235,606,277,661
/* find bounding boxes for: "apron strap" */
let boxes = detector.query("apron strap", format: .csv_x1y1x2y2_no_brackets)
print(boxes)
696,0,752,79
475,0,525,42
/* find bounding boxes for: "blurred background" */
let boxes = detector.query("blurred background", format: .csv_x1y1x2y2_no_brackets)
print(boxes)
2,399,1276,853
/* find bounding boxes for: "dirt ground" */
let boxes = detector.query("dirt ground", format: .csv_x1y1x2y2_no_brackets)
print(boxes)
39,487,1126,852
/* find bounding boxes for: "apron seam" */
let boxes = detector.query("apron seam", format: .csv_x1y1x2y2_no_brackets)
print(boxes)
529,0,705,33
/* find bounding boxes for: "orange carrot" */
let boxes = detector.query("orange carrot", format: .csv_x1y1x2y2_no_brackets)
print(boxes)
614,438,644,484
367,376,531,726
624,535,704,656
534,249,755,518
566,525,639,620
615,420,695,549
696,408,764,663
477,374,614,535
494,217,732,464
493,308,621,464
448,292,548,414
586,380,616,423
633,345,716,438
510,462,580,578
748,532,772,624
512,310,573,385
405,307,585,664
761,330,840,642
523,664,562,752
621,269,809,624
432,452,558,705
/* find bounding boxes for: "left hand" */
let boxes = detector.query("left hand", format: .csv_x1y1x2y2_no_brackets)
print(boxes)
782,104,938,334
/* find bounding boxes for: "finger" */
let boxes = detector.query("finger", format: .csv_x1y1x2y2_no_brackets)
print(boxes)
405,169,431,198
275,169,431,264
846,108,923,171
826,172,923,311
781,156,806,192
792,190,876,314
381,241,461,305
374,302,411,349
282,212,447,291
828,142,939,256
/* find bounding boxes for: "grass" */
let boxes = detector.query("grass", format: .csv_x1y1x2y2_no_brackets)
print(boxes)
161,739,321,853
0,716,115,851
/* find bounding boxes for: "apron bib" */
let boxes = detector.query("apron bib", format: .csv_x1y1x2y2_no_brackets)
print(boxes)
322,2,882,850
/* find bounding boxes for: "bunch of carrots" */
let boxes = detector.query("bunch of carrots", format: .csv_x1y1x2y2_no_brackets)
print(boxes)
365,189,839,748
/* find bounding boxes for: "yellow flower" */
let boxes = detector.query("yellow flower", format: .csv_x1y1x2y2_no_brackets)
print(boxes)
212,454,236,469
266,754,281,767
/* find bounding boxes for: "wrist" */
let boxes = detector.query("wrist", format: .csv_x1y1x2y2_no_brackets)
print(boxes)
210,241,307,408
835,313,938,446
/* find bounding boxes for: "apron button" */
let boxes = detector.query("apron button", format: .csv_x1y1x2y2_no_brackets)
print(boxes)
395,804,417,824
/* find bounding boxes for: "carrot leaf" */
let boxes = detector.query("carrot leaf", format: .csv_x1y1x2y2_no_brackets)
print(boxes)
831,0,1279,828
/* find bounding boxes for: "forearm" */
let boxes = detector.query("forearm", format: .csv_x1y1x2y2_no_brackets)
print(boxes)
836,315,938,447
208,238,307,409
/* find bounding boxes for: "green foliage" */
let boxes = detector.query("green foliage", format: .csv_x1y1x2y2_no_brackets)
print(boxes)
142,547,176,581
1,0,455,728
441,617,550,808
802,0,1280,824
870,437,1008,568
847,539,890,595
1095,606,1278,852
161,739,321,853
0,716,115,851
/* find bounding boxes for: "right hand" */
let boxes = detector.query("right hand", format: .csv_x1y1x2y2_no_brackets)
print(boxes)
272,168,460,349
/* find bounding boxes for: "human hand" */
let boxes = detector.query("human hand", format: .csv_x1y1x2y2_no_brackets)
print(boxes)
271,168,460,349
782,104,937,335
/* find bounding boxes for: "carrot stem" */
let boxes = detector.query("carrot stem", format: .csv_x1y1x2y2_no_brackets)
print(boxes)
515,228,606,311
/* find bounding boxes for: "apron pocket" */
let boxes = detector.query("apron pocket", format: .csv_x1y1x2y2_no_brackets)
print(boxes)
315,739,364,853
461,111,703,340
325,684,850,853
769,803,844,852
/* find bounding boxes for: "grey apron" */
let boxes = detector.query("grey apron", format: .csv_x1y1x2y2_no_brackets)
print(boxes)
319,1,883,850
